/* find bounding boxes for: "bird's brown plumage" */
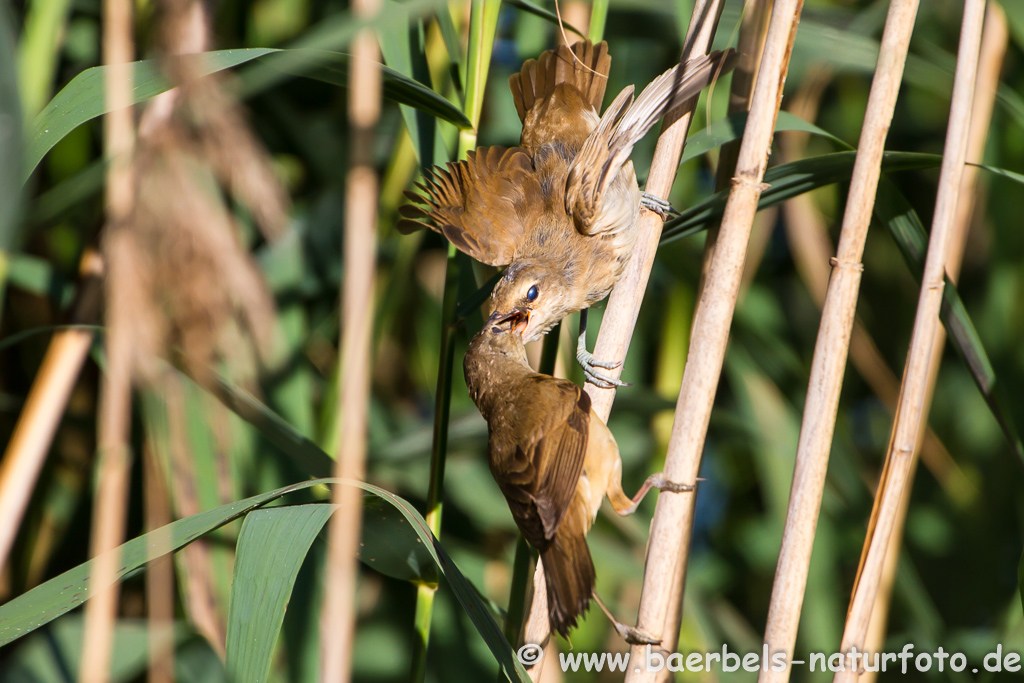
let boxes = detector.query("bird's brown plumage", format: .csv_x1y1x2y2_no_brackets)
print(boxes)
400,41,734,344
464,319,651,636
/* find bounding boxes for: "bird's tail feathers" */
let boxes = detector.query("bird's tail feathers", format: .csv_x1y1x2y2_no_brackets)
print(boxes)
510,40,612,123
540,502,595,637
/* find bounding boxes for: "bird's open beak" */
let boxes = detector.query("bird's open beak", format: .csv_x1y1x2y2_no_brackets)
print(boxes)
487,308,531,336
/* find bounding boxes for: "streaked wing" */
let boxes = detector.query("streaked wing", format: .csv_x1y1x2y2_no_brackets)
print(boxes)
565,49,735,235
397,146,539,267
492,378,590,549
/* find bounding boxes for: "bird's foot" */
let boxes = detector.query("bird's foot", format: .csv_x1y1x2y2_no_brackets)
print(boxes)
593,591,661,646
577,338,630,389
640,192,679,220
645,472,697,494
614,623,662,646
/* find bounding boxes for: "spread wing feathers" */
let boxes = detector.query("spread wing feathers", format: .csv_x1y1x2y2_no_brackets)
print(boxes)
564,49,736,234
510,40,611,123
397,146,538,267
494,378,591,551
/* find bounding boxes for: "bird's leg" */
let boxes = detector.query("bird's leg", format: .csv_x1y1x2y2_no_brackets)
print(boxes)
592,591,662,646
640,192,680,220
576,308,630,389
606,470,698,516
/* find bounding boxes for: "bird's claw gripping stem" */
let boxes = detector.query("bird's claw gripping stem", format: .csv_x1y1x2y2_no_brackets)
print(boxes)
617,624,662,646
640,192,679,220
645,473,695,494
577,329,630,389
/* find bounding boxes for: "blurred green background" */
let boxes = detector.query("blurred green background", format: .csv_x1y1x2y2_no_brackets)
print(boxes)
1,0,1024,681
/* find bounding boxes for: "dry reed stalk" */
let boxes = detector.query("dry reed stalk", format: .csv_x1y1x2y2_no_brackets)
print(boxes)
859,6,1007,678
729,0,776,296
163,376,226,654
754,2,921,682
521,3,727,670
622,1,805,679
319,0,381,679
583,0,725,419
660,1,775,655
778,63,965,498
0,251,102,572
702,0,775,294
832,2,988,680
144,447,175,683
78,0,135,676
783,195,967,498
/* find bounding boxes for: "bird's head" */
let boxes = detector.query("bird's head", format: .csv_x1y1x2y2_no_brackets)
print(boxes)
489,260,573,342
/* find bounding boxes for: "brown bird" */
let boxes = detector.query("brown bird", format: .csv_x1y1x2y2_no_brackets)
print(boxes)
400,41,733,387
463,310,693,640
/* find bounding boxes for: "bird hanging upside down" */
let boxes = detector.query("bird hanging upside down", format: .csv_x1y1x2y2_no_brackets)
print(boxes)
463,309,696,641
400,41,734,387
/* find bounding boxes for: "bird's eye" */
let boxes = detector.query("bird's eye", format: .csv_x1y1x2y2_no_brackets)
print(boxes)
526,285,539,303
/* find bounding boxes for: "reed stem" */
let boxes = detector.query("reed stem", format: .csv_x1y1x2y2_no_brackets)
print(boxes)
623,2,803,680
319,0,381,679
832,2,987,680
859,5,1007,680
0,252,102,573
78,0,135,675
756,3,921,682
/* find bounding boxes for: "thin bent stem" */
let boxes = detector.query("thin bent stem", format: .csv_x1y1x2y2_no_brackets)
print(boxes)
410,3,501,681
756,2,921,683
832,2,987,681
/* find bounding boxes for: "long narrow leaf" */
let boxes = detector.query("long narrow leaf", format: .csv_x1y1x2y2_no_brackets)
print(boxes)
226,505,336,683
27,47,469,181
874,179,1024,467
662,151,943,242
26,49,275,181
0,479,321,648
0,478,530,682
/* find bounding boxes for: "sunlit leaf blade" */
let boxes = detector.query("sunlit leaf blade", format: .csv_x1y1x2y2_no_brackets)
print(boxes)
27,46,468,182
355,481,530,682
0,0,22,252
201,378,527,679
26,49,276,181
874,179,1024,467
434,4,464,96
226,505,335,683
